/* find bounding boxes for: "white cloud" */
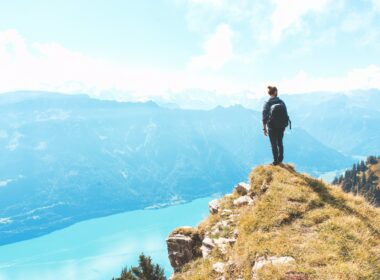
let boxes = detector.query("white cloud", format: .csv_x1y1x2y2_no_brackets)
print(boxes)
0,27,379,109
6,132,23,151
35,141,47,151
188,0,224,7
373,0,380,13
0,179,13,188
341,12,369,33
277,65,380,94
0,29,244,100
0,130,8,139
0,217,12,224
270,0,330,41
188,24,236,70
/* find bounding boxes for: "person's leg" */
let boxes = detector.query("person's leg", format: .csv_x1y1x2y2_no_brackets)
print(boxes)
277,128,285,163
268,128,279,164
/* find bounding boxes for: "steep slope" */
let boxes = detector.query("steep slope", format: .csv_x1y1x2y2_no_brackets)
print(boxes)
0,91,351,245
167,164,380,280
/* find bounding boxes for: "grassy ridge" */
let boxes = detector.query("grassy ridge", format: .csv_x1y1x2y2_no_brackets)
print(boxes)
173,164,380,280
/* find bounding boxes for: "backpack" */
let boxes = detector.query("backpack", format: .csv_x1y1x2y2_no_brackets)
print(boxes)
269,102,291,129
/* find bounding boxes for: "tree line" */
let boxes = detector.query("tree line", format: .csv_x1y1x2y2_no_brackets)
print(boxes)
332,156,380,206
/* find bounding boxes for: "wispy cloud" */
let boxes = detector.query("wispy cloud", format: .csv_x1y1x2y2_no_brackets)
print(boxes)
278,65,380,94
1,0,380,108
0,29,244,99
270,0,331,41
0,180,13,188
373,0,380,13
188,23,236,70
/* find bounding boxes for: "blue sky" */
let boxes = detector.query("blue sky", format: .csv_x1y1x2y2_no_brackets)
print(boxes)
0,0,379,106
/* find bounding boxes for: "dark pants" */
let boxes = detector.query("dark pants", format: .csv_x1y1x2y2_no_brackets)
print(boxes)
268,127,285,163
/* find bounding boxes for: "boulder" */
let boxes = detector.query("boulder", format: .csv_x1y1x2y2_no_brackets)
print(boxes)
201,236,215,258
252,256,295,279
213,237,236,254
166,227,202,272
212,262,225,274
209,199,221,214
233,195,254,207
235,182,251,195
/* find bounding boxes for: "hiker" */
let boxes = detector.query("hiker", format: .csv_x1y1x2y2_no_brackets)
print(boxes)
262,86,291,165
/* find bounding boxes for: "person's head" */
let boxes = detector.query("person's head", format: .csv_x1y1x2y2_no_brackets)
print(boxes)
267,86,278,97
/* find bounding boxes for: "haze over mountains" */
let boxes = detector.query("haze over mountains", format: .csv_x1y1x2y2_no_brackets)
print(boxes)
0,90,377,245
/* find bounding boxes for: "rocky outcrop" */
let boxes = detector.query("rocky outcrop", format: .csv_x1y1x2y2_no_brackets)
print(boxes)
166,227,203,272
167,181,253,276
168,164,380,280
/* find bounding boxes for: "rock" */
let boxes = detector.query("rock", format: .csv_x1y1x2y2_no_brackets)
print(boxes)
252,256,295,279
261,182,269,193
248,196,256,205
213,237,236,254
211,226,220,236
209,199,221,214
212,262,225,274
284,271,309,280
166,227,203,272
210,220,231,236
233,195,253,207
221,209,233,217
201,245,212,259
233,229,239,238
220,220,229,227
201,236,215,258
235,182,251,195
202,236,215,248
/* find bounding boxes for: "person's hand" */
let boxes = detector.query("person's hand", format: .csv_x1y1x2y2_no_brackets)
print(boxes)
263,128,268,136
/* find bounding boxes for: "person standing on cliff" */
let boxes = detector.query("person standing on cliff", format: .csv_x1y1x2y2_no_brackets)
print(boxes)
262,86,291,166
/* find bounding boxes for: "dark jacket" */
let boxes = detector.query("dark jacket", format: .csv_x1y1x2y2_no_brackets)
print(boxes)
262,96,287,128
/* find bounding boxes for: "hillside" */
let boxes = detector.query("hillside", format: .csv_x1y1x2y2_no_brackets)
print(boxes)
0,91,351,245
166,164,380,280
333,156,380,205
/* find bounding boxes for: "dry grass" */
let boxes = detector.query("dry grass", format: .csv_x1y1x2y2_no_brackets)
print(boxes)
370,161,380,188
172,164,380,280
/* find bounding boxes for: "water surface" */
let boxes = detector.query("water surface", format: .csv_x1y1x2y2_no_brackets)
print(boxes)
0,196,215,280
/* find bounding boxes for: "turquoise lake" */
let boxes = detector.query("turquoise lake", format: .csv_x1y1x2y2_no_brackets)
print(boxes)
0,196,215,280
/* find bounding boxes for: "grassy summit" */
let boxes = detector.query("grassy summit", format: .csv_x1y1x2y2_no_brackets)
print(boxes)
172,164,380,280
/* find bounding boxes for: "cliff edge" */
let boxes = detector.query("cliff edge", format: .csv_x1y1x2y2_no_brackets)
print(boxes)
166,164,380,280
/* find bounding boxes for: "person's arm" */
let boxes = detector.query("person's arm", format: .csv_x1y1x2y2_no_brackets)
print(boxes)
262,101,269,136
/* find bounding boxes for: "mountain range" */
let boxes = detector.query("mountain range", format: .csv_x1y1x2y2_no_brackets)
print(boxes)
0,90,370,245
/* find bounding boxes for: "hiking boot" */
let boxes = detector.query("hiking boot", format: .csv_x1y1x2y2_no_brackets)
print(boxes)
271,161,279,166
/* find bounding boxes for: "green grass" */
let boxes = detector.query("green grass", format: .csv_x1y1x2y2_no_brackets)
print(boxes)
173,164,380,280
